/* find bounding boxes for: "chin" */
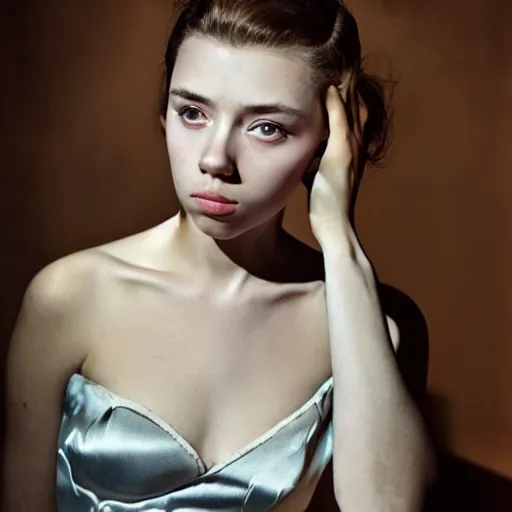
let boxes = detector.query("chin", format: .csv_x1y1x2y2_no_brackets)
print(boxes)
191,213,249,240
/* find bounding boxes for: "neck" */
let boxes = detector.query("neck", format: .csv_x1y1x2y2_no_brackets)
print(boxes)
168,210,288,291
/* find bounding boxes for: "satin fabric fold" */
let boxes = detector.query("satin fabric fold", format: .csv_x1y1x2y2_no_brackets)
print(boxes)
57,373,334,512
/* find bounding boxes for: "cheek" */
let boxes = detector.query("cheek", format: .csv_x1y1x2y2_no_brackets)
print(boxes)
166,124,198,179
242,144,316,201
166,120,185,157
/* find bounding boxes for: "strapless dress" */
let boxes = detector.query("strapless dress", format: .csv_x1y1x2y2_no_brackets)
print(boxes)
57,373,334,511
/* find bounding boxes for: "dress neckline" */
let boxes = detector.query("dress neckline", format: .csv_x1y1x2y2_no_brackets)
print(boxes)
68,372,333,476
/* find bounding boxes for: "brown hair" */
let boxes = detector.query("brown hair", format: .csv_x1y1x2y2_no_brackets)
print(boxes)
162,0,392,173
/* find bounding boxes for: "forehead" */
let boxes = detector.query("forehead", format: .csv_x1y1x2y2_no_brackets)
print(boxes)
171,35,317,109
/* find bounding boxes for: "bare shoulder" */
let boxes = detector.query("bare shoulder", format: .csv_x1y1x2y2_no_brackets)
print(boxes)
1,247,118,510
2,223,171,509
21,224,162,329
11,222,164,371
24,247,109,311
27,219,166,301
8,246,116,404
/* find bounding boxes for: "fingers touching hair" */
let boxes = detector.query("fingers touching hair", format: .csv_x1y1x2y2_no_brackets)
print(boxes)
163,0,393,172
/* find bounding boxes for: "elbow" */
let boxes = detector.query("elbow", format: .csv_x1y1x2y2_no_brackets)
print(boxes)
332,436,438,512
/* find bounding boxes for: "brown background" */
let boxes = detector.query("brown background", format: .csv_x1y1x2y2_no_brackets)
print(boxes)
2,0,511,484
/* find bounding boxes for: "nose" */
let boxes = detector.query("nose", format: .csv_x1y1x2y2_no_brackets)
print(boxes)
199,128,236,179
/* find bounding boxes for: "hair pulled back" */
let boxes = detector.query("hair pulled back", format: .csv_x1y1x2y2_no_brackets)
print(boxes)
162,0,391,173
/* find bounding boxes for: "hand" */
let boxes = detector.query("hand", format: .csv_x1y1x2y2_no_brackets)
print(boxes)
304,86,367,248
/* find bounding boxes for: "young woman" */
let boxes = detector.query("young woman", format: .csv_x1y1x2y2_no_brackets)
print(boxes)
2,0,435,510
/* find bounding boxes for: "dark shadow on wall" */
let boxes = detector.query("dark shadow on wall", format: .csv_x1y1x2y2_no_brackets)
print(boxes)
378,284,430,406
306,286,512,512
431,454,512,511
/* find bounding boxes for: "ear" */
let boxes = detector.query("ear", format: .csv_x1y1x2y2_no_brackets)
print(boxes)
160,115,167,131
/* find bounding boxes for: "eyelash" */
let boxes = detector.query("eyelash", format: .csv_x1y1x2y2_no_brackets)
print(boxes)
177,106,289,141
178,106,205,124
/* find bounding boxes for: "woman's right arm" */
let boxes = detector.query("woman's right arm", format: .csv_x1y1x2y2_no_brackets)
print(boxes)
1,256,92,512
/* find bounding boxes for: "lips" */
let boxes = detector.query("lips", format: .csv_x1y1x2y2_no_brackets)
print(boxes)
191,192,239,216
191,193,238,204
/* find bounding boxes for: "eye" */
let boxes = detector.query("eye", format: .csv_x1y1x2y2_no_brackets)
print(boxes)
178,106,206,124
251,123,289,141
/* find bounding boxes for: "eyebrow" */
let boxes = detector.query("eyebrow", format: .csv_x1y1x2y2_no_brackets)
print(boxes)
169,88,307,119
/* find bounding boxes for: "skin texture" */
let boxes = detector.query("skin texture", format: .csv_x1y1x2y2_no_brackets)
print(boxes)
166,35,326,239
1,35,432,512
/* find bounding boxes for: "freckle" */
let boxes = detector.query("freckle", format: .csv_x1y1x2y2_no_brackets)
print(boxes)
22,402,27,408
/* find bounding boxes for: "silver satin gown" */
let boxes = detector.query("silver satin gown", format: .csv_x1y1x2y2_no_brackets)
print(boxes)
57,373,334,511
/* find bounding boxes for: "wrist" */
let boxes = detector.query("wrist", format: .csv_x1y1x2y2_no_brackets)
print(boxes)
315,221,355,255
320,229,374,277
320,238,356,263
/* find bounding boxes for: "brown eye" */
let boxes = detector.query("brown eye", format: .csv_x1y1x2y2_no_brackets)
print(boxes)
179,106,206,123
260,124,278,135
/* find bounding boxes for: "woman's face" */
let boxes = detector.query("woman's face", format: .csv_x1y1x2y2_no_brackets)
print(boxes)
165,34,326,240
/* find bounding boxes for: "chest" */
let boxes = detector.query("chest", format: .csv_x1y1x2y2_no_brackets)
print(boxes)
81,283,331,468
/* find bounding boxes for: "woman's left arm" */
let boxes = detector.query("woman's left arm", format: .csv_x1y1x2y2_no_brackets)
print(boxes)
309,86,436,512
